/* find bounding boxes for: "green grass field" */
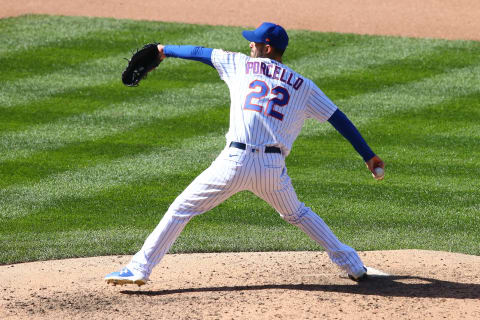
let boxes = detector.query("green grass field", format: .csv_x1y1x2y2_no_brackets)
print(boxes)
1,15,479,265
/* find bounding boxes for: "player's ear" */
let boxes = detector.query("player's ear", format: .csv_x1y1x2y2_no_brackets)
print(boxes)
265,44,273,55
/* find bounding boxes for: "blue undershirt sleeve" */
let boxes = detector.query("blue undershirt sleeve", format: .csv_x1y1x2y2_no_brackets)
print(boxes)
327,109,375,162
163,45,214,67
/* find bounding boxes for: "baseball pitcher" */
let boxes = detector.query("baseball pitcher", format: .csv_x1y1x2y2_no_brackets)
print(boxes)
106,22,385,286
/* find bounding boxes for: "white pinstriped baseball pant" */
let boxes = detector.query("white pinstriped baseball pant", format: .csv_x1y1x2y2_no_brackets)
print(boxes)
128,144,366,278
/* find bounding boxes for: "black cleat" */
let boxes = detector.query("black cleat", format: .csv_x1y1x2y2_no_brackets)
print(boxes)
347,266,368,282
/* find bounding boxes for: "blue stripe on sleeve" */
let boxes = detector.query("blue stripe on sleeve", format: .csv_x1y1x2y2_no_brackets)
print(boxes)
327,109,375,162
163,45,214,67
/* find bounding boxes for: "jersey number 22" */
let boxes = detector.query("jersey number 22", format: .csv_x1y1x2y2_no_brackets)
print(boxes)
244,80,290,121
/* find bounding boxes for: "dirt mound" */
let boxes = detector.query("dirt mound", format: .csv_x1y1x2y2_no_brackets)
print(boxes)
1,250,479,319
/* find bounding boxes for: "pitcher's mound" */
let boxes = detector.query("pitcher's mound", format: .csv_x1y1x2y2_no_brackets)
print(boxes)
1,250,479,319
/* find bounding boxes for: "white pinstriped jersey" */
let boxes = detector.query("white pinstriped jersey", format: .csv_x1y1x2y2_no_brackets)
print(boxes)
211,49,338,156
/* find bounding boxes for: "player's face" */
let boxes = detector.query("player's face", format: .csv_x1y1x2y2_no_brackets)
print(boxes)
249,42,269,58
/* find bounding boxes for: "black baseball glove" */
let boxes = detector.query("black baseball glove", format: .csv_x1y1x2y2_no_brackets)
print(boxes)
122,43,162,87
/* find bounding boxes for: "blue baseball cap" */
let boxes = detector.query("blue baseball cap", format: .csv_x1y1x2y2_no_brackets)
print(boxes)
242,22,289,51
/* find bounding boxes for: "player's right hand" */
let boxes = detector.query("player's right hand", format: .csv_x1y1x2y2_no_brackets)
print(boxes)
365,155,385,180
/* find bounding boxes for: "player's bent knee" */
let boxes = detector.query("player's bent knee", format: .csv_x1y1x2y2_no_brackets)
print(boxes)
165,205,204,220
279,204,310,225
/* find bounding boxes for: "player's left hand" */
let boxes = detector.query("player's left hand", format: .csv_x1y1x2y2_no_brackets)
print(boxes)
122,43,162,87
365,155,385,180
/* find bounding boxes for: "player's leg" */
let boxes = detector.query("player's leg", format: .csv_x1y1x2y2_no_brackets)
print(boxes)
252,155,365,278
282,204,366,278
106,148,251,284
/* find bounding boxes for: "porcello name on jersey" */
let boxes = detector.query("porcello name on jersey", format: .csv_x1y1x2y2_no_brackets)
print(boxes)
245,61,304,90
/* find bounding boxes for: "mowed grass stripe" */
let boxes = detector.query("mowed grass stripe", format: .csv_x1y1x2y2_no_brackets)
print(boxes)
0,133,224,219
0,16,229,58
287,32,454,79
0,227,152,263
0,52,219,108
0,83,169,133
0,223,318,263
315,44,480,100
298,62,480,137
0,15,129,56
0,81,227,162
2,219,478,264
0,103,229,189
372,94,480,154
0,19,237,107
341,64,480,120
1,32,130,81
0,54,130,108
0,61,218,133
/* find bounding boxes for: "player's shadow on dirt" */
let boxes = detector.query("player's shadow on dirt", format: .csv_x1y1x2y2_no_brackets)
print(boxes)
121,275,479,299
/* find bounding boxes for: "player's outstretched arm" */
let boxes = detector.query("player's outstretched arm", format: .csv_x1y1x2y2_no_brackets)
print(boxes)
327,109,385,180
157,44,214,67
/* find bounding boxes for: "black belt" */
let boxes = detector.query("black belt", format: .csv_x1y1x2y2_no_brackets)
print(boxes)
229,142,281,154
